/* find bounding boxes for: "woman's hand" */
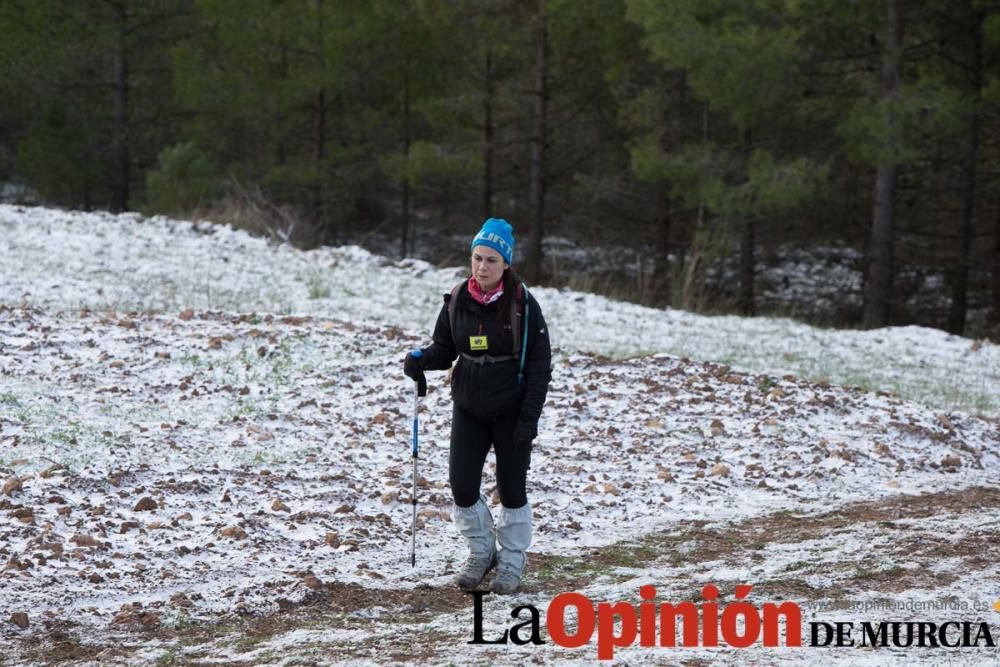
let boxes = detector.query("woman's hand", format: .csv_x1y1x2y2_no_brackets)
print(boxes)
404,350,426,382
514,420,537,448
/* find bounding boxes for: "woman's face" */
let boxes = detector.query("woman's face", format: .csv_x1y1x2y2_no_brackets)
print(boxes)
471,245,507,291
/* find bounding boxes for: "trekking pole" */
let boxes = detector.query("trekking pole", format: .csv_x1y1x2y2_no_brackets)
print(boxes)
410,350,427,567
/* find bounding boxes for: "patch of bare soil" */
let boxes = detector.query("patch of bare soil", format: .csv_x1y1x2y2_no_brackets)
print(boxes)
531,486,1000,604
661,486,1000,602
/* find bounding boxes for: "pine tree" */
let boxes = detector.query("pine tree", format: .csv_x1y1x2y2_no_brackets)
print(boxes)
628,0,828,314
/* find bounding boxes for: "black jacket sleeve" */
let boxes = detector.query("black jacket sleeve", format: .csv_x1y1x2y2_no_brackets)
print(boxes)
518,292,552,426
421,297,458,371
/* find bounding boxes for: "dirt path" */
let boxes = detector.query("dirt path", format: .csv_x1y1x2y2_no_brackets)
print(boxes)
12,485,998,665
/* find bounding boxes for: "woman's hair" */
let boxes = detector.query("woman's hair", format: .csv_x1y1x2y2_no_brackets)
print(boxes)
494,267,520,322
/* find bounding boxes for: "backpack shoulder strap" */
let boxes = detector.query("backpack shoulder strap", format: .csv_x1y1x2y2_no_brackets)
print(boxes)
447,282,463,346
510,283,523,357
514,282,530,384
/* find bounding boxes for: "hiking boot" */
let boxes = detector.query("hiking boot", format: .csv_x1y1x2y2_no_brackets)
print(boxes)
490,561,524,595
453,495,496,590
456,550,497,590
490,503,532,595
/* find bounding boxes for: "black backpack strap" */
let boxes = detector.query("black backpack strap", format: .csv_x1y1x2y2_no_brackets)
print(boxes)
511,283,521,360
516,282,529,384
447,282,463,348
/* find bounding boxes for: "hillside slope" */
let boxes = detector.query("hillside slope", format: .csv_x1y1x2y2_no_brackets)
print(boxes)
0,206,998,664
1,205,997,417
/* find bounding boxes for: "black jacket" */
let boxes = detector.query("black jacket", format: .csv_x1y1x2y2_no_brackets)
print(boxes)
421,281,551,427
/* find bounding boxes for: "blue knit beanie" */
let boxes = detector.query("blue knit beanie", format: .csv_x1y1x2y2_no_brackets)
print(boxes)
470,217,515,265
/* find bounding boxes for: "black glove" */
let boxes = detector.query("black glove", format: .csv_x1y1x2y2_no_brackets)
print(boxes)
404,350,425,381
514,420,537,448
404,350,427,396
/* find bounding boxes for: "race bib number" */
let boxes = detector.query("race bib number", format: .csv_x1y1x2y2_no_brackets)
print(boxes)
469,335,488,351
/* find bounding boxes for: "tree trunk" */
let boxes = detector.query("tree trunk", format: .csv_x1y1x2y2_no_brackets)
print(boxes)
313,1,328,240
110,1,129,213
654,185,671,303
739,218,755,316
992,205,1000,324
483,49,495,220
525,0,547,282
313,86,327,242
737,126,756,316
400,68,411,259
654,88,674,304
863,0,903,329
947,12,983,336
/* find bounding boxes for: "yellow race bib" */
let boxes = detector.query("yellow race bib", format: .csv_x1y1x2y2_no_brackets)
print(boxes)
469,335,488,351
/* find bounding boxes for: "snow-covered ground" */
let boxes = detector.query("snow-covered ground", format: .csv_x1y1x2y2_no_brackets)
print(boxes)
3,206,997,417
0,205,998,665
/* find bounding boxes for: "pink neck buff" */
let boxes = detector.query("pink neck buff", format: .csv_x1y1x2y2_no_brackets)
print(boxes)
468,276,504,305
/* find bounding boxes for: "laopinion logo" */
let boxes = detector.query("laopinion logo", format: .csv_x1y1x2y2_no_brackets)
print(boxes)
468,584,802,660
466,584,999,660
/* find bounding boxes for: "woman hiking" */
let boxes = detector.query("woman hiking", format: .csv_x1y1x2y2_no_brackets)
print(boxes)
404,218,552,594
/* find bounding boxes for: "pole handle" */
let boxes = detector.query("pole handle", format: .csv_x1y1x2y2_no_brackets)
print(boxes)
411,349,427,397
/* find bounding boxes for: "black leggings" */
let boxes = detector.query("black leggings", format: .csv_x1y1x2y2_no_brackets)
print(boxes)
449,403,531,509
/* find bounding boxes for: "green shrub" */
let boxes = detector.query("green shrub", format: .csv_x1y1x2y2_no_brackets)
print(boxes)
145,141,217,216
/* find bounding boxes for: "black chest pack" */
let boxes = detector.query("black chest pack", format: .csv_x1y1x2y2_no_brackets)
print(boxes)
446,281,530,385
